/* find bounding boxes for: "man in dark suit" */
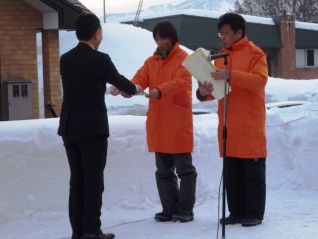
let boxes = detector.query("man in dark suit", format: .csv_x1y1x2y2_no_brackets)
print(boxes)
58,13,137,239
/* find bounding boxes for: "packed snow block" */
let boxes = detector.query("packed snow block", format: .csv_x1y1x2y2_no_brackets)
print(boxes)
265,103,318,190
0,115,221,224
1,106,318,224
0,119,67,224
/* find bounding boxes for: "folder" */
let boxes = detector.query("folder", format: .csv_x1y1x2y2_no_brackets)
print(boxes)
182,48,231,100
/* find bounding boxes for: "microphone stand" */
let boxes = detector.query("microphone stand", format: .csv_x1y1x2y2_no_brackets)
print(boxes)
221,55,229,239
209,52,230,239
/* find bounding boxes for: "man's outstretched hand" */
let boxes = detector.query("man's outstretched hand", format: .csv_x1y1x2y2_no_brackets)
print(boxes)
146,88,161,99
198,81,214,97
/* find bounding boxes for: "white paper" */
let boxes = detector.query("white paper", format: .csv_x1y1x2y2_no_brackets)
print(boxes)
182,48,231,100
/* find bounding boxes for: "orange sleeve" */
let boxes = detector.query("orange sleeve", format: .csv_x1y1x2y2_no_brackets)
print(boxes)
230,53,268,92
131,60,150,90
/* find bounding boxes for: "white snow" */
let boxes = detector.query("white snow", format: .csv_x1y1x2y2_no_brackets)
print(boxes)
1,104,318,239
106,0,235,22
1,22,318,239
117,9,276,26
295,21,318,31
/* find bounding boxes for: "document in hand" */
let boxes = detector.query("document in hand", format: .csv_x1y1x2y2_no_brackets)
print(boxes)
182,48,231,100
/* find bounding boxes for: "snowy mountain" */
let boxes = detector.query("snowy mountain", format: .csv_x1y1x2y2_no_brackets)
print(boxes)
161,0,235,11
107,0,235,22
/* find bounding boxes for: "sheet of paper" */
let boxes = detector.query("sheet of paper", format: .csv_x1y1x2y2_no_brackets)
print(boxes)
182,48,231,100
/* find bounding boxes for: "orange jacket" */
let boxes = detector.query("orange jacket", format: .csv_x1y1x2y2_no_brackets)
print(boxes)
202,37,268,158
132,43,193,153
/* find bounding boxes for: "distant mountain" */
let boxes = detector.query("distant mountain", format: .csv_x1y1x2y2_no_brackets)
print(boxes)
107,0,235,22
152,0,234,11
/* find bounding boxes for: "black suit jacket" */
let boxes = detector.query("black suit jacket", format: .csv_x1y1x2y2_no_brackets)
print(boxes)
58,42,136,137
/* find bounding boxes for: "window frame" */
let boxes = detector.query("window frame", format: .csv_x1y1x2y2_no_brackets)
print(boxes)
296,49,318,68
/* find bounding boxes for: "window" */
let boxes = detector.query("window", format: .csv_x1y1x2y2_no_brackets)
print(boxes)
21,85,28,97
296,49,318,67
13,85,19,97
307,50,314,66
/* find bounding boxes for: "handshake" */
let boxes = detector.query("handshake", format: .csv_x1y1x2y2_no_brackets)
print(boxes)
109,85,162,99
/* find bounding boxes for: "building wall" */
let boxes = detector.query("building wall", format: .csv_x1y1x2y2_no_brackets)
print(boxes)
262,48,279,77
279,15,318,79
137,15,318,80
0,0,42,118
42,30,61,117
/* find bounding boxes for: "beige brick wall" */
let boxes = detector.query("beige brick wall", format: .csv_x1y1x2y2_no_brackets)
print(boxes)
0,0,42,118
42,30,61,117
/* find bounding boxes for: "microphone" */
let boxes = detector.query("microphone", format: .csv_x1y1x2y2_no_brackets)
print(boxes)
208,53,230,61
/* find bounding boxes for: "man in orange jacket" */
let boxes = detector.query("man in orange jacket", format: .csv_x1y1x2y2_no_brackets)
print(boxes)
119,21,197,222
197,13,268,227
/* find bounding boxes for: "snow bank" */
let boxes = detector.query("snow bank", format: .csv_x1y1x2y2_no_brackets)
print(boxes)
1,102,318,225
266,77,318,102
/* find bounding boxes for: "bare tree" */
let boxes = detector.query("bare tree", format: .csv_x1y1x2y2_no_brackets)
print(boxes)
239,0,318,23
233,0,244,14
242,0,253,15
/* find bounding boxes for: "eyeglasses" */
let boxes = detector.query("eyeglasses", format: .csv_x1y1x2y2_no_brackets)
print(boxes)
218,32,232,38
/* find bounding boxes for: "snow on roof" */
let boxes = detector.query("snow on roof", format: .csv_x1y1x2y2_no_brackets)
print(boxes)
132,9,318,31
295,21,318,31
136,9,275,25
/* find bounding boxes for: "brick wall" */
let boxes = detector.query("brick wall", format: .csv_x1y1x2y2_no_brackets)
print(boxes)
279,15,297,78
279,15,318,79
0,0,42,118
42,30,61,118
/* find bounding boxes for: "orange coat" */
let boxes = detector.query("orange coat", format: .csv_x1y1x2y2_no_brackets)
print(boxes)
132,43,193,153
209,37,268,158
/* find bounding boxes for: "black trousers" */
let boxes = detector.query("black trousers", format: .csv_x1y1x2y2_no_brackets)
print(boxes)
155,152,197,216
62,135,108,236
225,157,266,219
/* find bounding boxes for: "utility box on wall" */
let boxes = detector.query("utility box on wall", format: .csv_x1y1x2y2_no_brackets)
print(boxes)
1,81,33,121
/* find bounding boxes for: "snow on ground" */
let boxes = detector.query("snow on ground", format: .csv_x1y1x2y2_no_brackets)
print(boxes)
1,22,318,239
0,102,318,239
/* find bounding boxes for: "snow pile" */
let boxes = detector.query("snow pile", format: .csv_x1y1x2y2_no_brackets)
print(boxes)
266,77,318,102
266,102,318,190
1,101,318,227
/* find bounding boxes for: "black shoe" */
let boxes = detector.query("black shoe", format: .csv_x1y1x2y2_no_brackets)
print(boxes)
219,215,242,225
81,232,115,239
154,212,172,222
171,213,194,222
241,217,262,227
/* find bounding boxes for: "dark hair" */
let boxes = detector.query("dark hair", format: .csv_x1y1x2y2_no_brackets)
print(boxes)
217,13,246,37
75,13,101,41
152,21,179,43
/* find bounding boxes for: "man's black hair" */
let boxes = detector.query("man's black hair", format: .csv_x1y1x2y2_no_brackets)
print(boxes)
218,13,246,37
152,21,179,43
75,13,101,41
